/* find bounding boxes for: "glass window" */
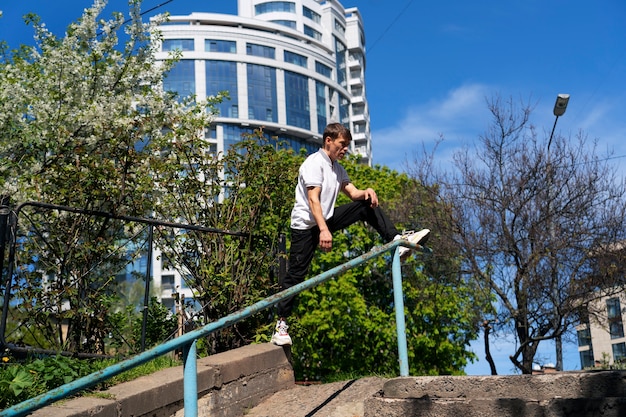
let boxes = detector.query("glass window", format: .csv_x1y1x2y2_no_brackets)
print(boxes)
255,1,295,14
205,125,217,139
334,19,345,35
610,321,625,339
353,122,365,133
163,60,196,101
334,37,347,88
162,39,194,52
256,128,318,155
607,298,622,319
206,60,238,118
350,51,364,62
284,50,307,67
163,298,175,314
247,64,277,123
579,349,594,369
205,39,236,53
285,70,310,130
315,61,332,78
302,6,321,23
607,298,625,339
339,93,350,125
161,274,175,291
161,254,173,270
246,43,276,59
315,81,326,134
223,124,253,152
180,274,191,289
270,20,296,29
303,25,322,41
613,342,626,363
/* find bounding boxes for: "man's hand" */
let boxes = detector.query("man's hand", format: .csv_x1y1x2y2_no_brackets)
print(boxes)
319,229,333,251
364,187,379,207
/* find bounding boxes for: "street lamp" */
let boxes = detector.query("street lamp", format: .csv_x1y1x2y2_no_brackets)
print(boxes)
547,93,569,371
548,93,570,149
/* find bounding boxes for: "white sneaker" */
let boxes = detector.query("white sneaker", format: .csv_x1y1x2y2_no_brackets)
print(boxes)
271,319,292,346
395,229,430,259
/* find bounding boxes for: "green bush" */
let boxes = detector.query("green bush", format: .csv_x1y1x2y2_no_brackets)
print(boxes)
0,365,35,407
0,353,179,409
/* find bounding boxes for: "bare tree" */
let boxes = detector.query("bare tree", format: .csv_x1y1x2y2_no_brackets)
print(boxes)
409,96,626,374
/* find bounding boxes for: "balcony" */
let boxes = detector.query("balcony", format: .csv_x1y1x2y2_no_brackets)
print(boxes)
348,58,362,70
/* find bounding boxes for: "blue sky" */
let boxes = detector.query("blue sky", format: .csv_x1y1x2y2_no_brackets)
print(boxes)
2,0,625,375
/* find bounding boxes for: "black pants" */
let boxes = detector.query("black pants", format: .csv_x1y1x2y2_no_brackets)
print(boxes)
276,199,399,318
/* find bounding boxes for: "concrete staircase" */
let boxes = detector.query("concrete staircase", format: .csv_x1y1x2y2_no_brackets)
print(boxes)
28,343,626,417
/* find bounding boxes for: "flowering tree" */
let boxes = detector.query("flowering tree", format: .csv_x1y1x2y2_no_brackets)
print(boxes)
0,1,217,354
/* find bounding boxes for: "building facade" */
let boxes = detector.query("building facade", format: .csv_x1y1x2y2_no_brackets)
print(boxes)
153,0,370,161
577,290,626,369
150,0,371,311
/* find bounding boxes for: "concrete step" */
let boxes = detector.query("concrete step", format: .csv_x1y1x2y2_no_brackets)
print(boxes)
364,372,626,417
365,395,626,417
243,377,387,417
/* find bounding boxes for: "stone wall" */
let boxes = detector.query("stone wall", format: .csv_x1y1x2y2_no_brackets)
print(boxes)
30,343,294,417
364,371,626,417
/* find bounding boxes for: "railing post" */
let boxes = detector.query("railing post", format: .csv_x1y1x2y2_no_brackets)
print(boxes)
0,196,10,351
141,224,154,352
183,340,198,417
392,248,410,377
0,195,9,283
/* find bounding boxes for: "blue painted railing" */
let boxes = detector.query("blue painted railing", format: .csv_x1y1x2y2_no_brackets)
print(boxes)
0,239,428,417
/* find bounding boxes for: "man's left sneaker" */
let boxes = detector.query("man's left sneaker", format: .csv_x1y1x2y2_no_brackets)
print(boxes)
396,229,430,259
271,319,292,346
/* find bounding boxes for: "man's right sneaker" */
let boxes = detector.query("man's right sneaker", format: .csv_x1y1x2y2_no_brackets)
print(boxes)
271,319,292,346
396,229,430,259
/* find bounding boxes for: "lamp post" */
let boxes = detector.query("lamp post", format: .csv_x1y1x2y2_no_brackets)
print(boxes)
547,93,569,371
548,93,570,150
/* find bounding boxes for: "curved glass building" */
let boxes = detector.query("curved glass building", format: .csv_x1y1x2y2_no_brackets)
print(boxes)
154,0,371,164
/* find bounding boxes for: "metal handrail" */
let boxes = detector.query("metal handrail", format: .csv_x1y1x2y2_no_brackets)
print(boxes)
0,239,428,417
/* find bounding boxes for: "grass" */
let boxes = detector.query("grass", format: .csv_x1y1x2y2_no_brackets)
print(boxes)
100,354,182,387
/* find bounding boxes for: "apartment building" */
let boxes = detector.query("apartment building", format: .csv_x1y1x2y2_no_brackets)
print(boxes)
577,291,626,369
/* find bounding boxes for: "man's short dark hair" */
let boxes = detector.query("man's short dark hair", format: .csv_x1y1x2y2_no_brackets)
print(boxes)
323,123,352,142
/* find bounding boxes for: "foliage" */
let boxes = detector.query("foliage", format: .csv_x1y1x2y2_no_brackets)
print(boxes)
0,354,98,408
0,353,180,409
151,129,303,354
130,296,178,350
0,1,217,354
0,365,34,408
290,156,486,380
410,95,626,373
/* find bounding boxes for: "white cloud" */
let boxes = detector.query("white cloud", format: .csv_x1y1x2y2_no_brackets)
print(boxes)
371,84,626,174
371,83,492,170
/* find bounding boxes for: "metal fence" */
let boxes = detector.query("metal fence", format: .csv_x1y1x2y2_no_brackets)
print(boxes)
0,200,251,358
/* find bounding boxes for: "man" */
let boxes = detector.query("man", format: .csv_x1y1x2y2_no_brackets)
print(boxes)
272,123,430,346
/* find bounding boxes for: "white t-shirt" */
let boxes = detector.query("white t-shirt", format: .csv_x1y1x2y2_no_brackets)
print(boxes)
290,149,350,230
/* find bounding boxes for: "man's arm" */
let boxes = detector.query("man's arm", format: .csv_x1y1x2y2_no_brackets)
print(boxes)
307,186,333,251
342,182,379,207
